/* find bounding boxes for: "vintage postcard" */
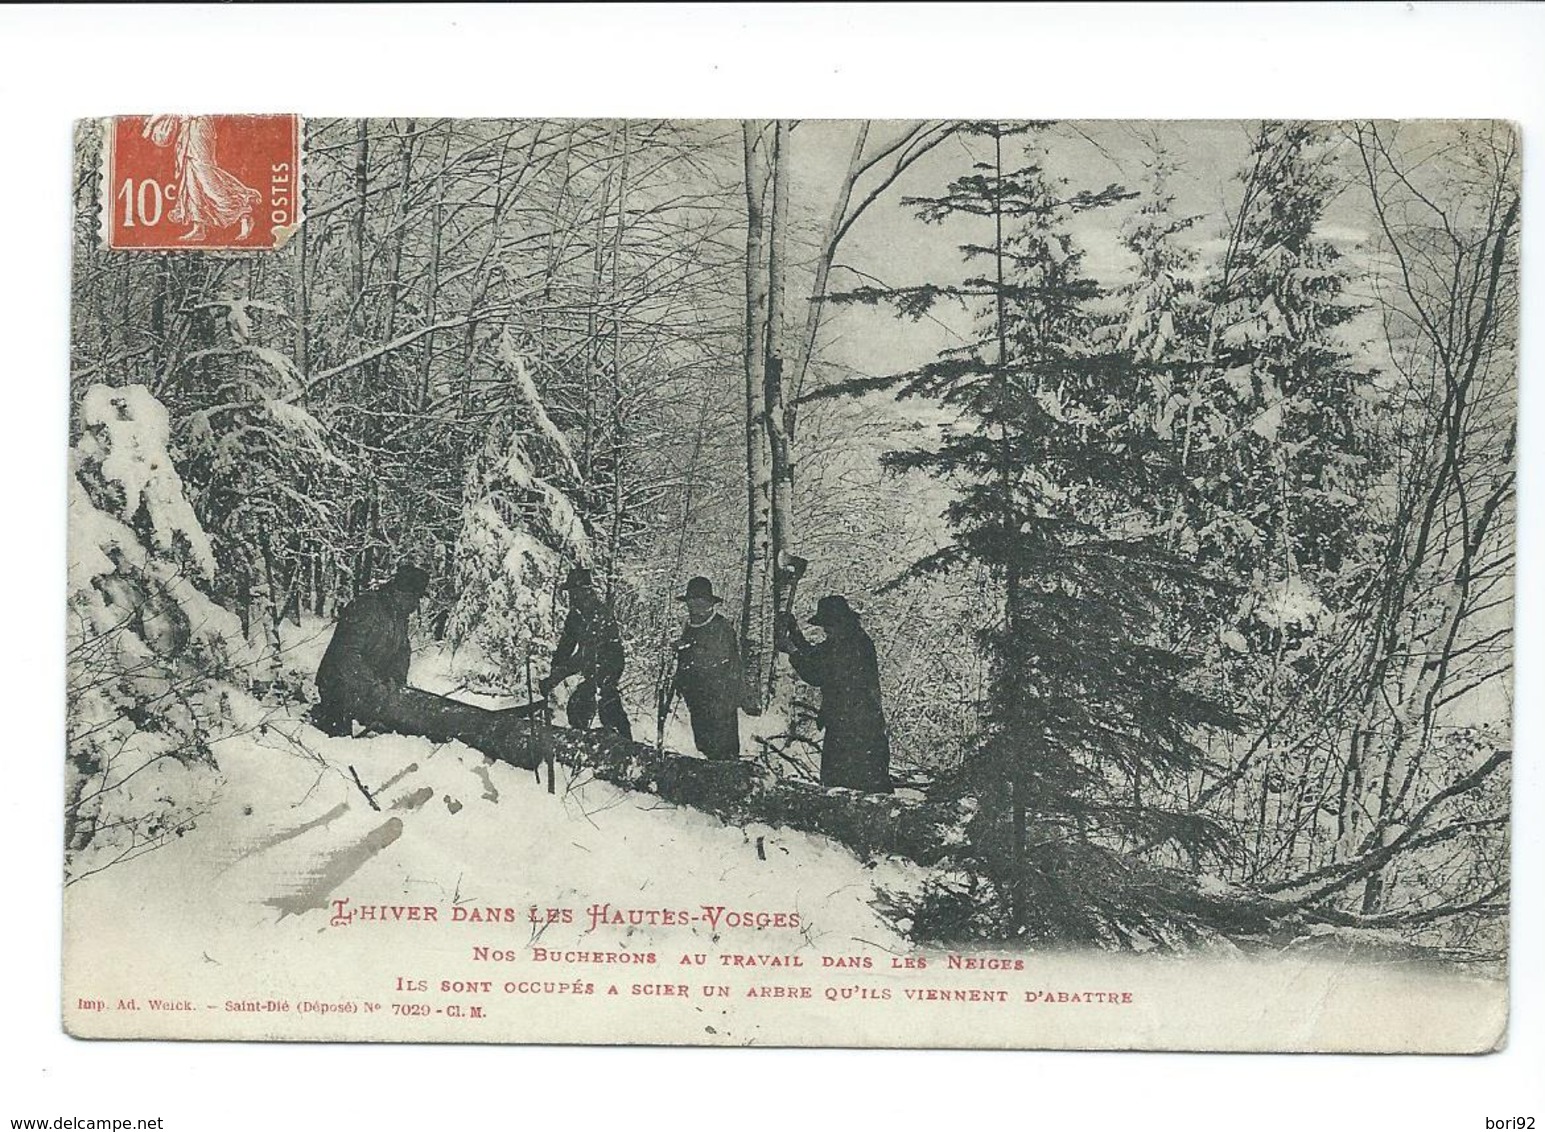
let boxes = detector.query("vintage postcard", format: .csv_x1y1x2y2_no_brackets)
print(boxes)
63,116,1515,1050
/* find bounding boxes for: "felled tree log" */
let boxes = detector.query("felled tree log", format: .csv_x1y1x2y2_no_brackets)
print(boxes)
352,685,566,771
342,690,1434,951
743,781,966,866
349,684,964,865
571,739,964,864
583,744,757,813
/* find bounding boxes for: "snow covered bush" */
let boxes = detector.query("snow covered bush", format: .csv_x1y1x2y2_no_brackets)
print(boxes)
67,384,250,882
447,332,592,686
176,294,344,671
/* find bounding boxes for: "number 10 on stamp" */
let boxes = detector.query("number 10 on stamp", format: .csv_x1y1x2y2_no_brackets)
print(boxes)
104,114,301,251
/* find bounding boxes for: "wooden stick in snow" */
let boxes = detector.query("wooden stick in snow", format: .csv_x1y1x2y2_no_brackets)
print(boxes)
348,765,381,812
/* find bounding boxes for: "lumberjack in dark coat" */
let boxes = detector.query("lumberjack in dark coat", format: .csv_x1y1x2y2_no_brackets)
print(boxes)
541,567,634,740
672,576,742,760
314,564,431,737
777,595,893,793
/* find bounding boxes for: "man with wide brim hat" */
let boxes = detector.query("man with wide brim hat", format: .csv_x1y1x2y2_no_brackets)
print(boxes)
386,563,431,599
777,594,892,793
808,594,856,628
542,565,633,740
314,562,431,736
677,575,719,604
669,576,743,760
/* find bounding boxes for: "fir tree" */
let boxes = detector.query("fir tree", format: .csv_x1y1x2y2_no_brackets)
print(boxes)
177,291,344,669
1170,125,1388,882
833,122,1238,942
447,331,593,686
1112,140,1209,529
1188,123,1383,641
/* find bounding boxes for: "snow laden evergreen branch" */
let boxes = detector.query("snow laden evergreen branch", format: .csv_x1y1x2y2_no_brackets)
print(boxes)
68,385,249,881
906,175,1137,223
794,367,914,405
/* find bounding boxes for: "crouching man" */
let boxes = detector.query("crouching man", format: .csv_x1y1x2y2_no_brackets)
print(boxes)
313,564,430,737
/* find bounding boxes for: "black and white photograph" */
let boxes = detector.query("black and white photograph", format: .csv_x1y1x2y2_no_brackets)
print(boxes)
4,5,1541,1131
63,113,1516,1051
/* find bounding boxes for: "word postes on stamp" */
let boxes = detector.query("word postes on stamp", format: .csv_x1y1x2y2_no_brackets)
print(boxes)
104,114,301,251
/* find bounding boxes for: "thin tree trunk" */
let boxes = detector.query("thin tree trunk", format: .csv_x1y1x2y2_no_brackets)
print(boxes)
293,187,309,381
351,120,369,335
382,119,416,348
348,119,373,593
763,119,795,701
420,124,449,409
150,256,170,377
740,120,772,712
605,122,633,599
991,126,1028,933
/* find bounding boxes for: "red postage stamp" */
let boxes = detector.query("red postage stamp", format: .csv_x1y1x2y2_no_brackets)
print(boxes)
103,114,301,251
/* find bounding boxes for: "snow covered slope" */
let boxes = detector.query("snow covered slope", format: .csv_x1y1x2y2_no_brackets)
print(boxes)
62,623,1505,1052
64,633,924,1044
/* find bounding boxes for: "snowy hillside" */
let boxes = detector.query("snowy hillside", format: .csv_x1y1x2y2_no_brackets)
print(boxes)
61,645,1507,1053
64,618,926,1044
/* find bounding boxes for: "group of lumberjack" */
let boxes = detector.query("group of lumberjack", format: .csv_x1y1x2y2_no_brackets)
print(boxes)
313,562,893,794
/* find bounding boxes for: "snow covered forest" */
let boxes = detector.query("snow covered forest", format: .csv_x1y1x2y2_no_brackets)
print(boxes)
67,119,1516,961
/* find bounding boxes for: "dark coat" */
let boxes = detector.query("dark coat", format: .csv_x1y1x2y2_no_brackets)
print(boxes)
315,588,414,727
548,597,626,687
545,595,632,739
784,619,892,793
674,613,742,759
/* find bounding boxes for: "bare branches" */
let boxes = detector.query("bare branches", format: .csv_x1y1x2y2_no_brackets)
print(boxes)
793,121,958,410
1263,748,1510,907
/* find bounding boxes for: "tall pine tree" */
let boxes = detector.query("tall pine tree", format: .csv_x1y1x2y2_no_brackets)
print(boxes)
1187,123,1381,637
1177,124,1387,882
834,123,1238,943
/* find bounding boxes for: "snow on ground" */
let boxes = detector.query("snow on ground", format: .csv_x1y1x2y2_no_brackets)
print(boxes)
64,617,1506,1050
64,616,923,1044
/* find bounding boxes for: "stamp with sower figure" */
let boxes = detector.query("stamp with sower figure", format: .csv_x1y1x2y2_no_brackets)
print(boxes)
103,114,301,251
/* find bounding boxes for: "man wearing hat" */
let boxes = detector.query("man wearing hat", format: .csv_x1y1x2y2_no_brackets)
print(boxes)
777,595,893,793
314,563,431,737
671,576,743,760
540,566,633,740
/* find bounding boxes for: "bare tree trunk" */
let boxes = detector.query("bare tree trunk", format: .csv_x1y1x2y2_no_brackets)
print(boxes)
788,121,868,425
351,120,369,335
740,120,772,712
419,123,449,409
990,127,1027,933
348,119,373,592
293,191,309,381
605,121,633,598
763,119,795,701
581,126,619,485
382,119,416,349
247,540,283,679
1011,776,1027,933
150,256,170,377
